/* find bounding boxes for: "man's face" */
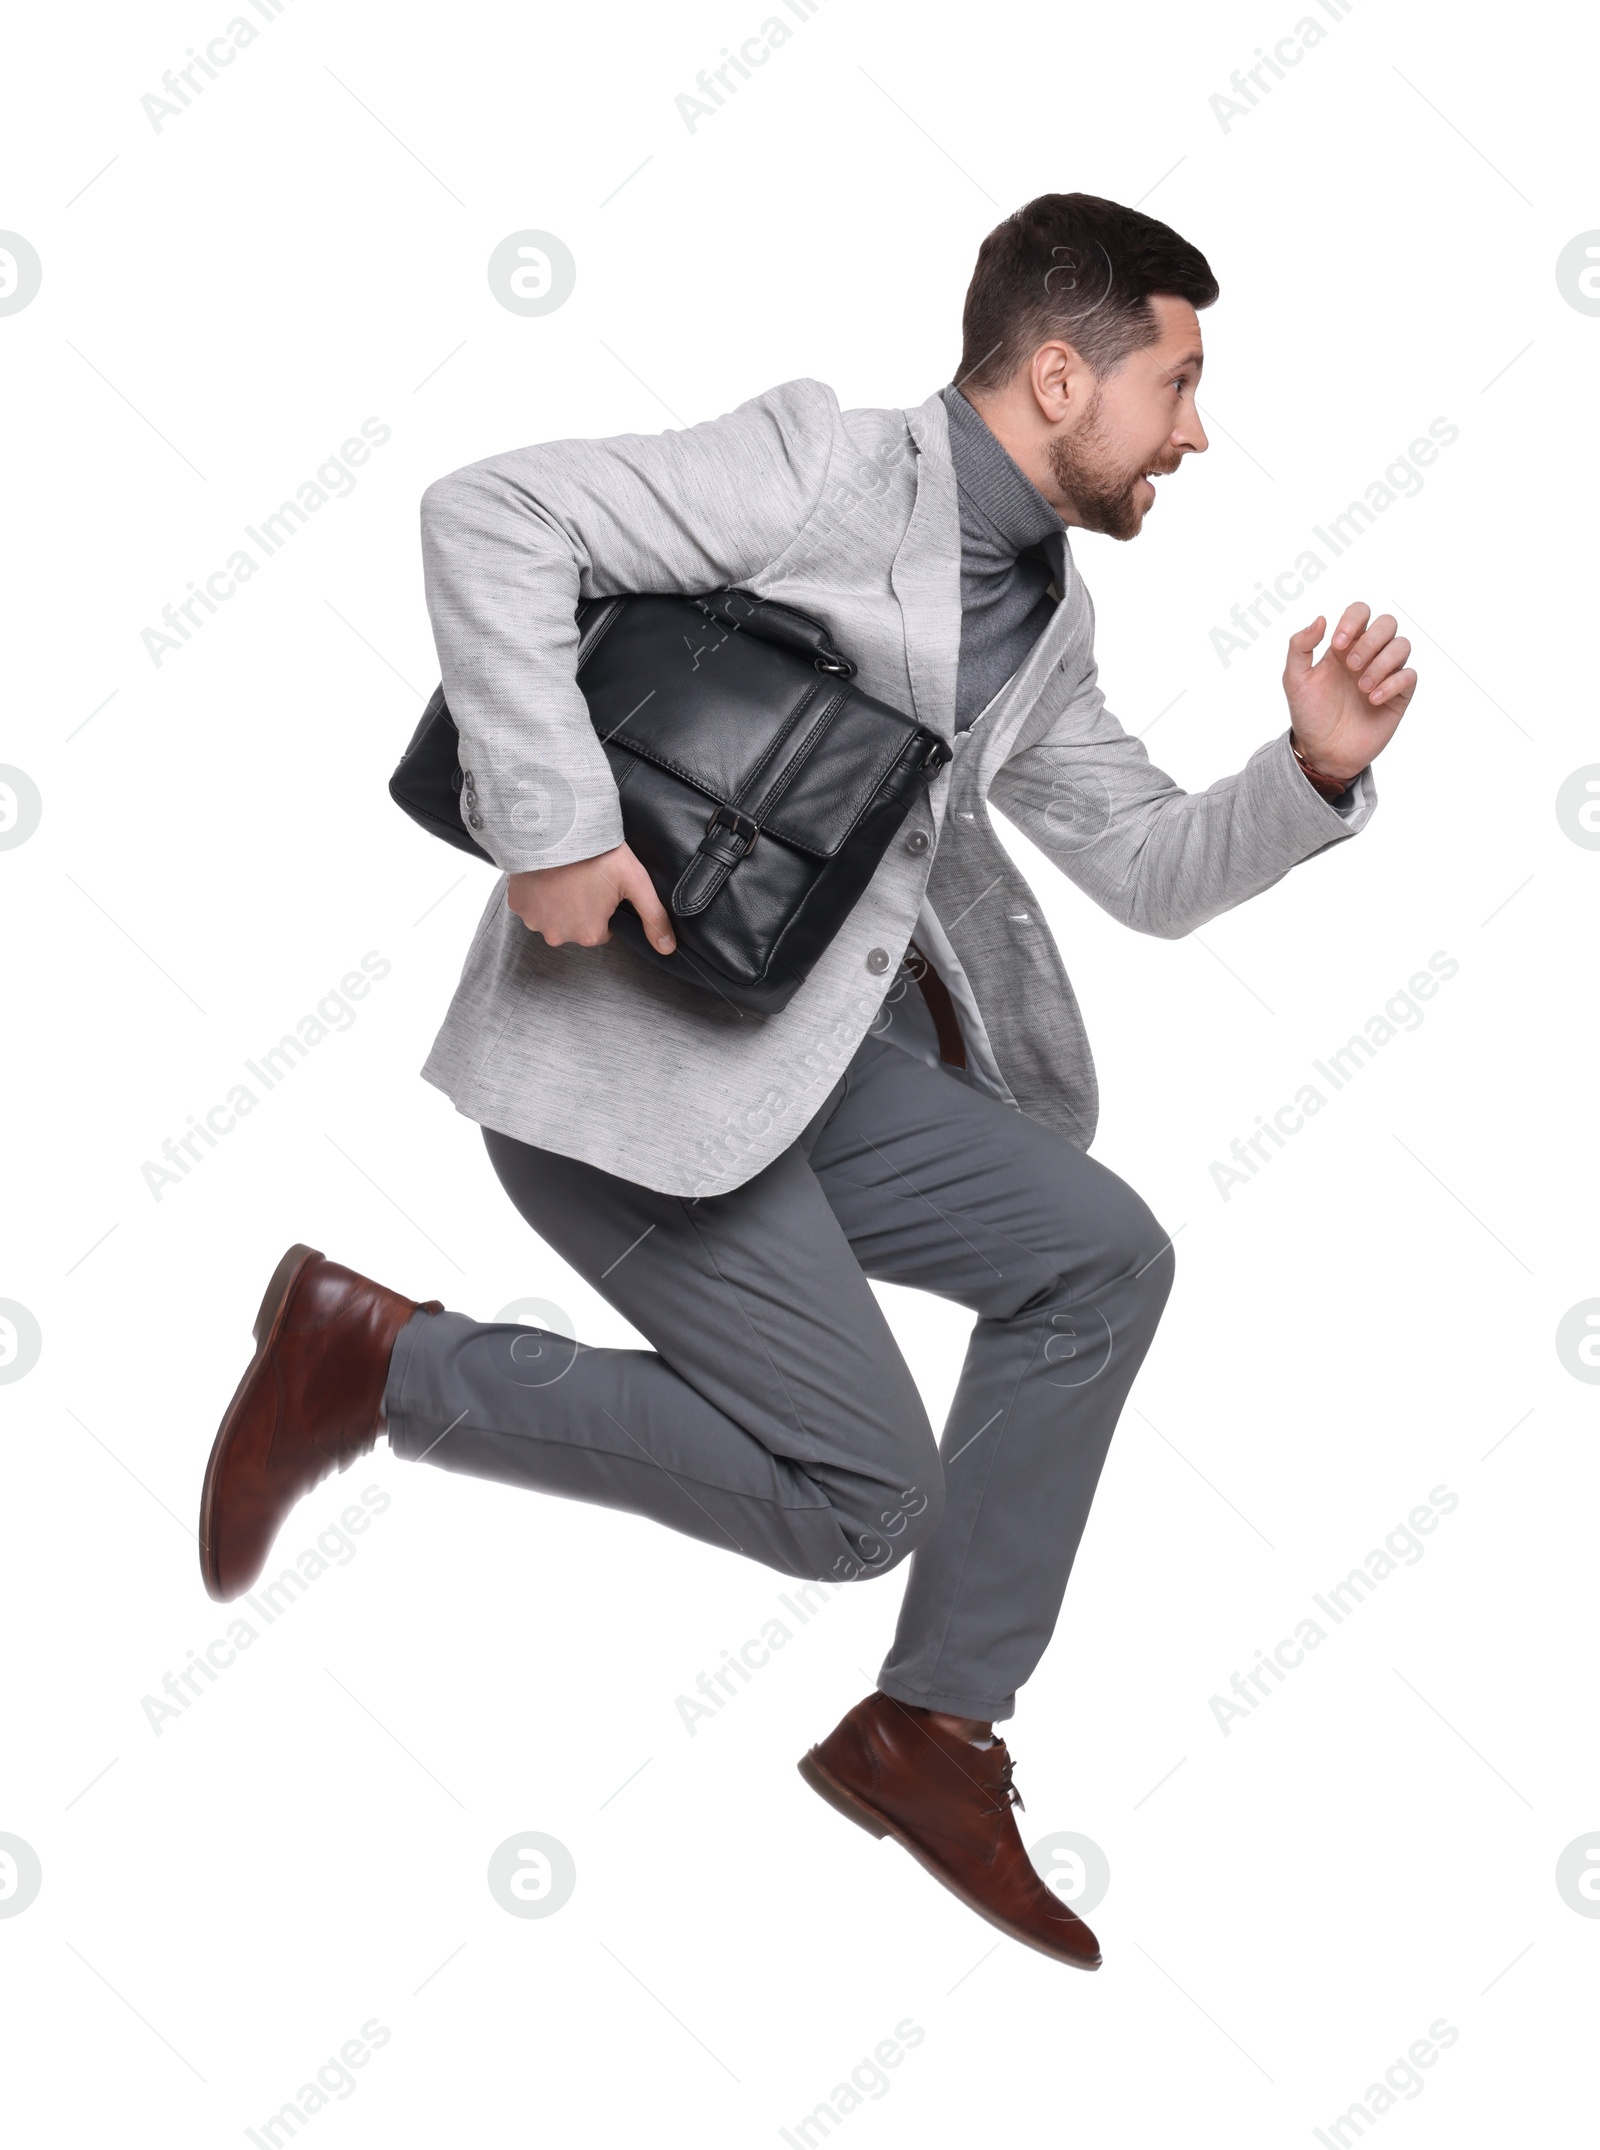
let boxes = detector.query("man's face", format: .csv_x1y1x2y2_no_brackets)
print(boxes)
1044,294,1208,540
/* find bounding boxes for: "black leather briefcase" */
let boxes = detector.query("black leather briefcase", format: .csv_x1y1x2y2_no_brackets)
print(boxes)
389,587,950,1014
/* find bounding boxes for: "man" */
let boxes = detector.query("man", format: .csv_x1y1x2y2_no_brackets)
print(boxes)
198,194,1414,1969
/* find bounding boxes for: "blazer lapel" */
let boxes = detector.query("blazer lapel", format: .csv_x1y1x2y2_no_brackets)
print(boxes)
888,391,962,744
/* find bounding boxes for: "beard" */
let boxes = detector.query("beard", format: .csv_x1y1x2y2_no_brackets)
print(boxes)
1046,387,1180,541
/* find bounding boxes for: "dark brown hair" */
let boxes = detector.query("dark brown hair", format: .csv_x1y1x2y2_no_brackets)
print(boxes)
957,192,1219,392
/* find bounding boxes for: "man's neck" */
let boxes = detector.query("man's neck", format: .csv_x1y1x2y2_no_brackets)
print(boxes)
940,384,1065,541
953,383,1071,523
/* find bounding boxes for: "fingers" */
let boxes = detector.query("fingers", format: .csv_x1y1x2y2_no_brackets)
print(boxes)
1367,665,1417,710
615,850,676,953
1324,602,1417,705
1355,633,1411,696
1342,612,1399,675
1283,616,1327,674
501,850,675,953
504,877,543,934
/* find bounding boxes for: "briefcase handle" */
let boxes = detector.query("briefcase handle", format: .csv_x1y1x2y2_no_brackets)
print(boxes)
693,588,856,678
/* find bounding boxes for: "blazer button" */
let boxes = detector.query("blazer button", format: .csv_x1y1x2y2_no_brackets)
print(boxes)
468,814,485,829
905,831,929,855
866,947,890,974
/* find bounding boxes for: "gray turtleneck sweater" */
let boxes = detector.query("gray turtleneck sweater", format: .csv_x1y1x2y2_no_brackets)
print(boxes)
939,382,1067,732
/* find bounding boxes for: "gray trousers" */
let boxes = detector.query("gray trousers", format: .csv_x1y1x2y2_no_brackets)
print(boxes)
383,974,1175,1720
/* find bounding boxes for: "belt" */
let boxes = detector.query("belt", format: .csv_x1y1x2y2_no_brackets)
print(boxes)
905,938,967,1069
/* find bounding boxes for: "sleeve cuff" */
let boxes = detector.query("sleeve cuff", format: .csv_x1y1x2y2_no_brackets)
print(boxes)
463,779,625,877
1270,728,1377,843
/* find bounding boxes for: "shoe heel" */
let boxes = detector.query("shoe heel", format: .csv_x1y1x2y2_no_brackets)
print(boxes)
253,1244,321,1345
797,1751,889,1839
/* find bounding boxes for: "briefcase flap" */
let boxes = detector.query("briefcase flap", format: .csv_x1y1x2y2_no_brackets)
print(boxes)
578,595,930,858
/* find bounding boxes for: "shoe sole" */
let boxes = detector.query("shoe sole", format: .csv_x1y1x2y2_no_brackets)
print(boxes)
797,1748,1102,1971
197,1242,323,1602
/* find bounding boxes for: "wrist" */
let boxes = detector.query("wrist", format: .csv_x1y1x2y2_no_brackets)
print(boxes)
1289,731,1357,800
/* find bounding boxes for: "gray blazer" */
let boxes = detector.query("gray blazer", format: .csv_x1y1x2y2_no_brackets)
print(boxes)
417,378,1375,1197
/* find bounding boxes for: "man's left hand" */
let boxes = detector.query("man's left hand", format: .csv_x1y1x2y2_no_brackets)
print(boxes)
1282,602,1416,780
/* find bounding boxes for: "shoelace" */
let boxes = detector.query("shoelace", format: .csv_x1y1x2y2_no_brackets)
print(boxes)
982,1744,1025,1818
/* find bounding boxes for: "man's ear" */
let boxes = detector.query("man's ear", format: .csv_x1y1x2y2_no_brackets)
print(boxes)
1028,340,1094,424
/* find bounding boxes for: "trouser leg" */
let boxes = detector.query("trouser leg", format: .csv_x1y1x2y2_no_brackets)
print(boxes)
382,1097,944,1584
805,1034,1177,1722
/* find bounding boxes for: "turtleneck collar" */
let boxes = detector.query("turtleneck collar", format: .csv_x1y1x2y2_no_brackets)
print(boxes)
939,383,1064,555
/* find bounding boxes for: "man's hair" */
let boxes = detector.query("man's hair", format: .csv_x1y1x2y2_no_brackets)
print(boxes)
956,192,1219,393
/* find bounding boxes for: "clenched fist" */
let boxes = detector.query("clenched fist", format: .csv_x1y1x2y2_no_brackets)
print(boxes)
506,842,676,954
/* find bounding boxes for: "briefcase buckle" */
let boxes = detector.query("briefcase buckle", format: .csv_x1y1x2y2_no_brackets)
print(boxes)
701,805,761,863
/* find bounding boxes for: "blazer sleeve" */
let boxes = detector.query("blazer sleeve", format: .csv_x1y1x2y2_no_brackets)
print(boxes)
418,377,839,874
988,640,1378,941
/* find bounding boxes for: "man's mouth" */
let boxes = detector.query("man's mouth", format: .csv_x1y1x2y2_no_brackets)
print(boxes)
1136,459,1179,504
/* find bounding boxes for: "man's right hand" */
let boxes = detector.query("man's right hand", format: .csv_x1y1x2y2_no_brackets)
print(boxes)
505,843,676,953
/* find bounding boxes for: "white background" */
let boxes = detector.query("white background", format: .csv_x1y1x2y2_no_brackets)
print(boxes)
3,0,1596,2142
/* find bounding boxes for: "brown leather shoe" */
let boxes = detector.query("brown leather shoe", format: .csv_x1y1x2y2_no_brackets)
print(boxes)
198,1244,441,1603
799,1692,1102,1969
